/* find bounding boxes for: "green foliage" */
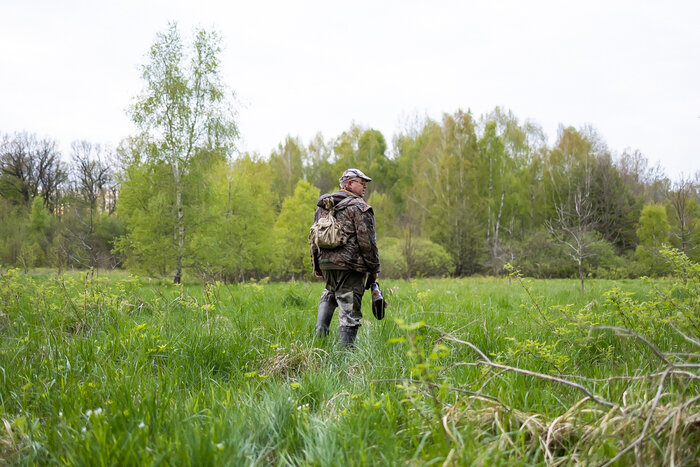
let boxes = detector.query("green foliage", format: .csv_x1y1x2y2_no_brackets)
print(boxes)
667,192,700,261
507,248,699,365
115,160,176,275
637,203,670,247
127,22,238,283
590,154,641,250
332,126,396,192
0,203,25,263
29,196,51,236
5,107,700,281
17,241,41,272
509,229,574,278
273,179,319,280
412,111,486,275
379,236,455,278
365,191,395,240
303,133,336,195
635,203,671,276
189,155,276,281
269,136,305,204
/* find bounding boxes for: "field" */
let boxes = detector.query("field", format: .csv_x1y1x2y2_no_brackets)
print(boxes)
1,262,698,465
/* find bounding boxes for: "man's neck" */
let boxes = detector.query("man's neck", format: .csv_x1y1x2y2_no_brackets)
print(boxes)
341,188,360,198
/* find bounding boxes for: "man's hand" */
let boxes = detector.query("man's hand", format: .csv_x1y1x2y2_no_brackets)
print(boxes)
315,272,322,279
364,273,377,289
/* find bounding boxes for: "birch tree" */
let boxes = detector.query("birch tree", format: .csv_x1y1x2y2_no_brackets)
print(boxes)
412,111,484,275
129,23,238,283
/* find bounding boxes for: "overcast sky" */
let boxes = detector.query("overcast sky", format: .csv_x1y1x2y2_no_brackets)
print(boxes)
2,0,699,179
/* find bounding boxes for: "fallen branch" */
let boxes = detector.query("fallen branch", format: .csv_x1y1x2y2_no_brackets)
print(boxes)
668,322,700,348
473,360,615,409
601,367,672,467
653,394,700,437
590,326,671,366
560,369,700,383
370,378,508,409
422,325,492,362
434,332,615,410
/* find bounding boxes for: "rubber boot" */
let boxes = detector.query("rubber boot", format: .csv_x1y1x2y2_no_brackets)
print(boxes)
338,326,358,349
315,301,336,337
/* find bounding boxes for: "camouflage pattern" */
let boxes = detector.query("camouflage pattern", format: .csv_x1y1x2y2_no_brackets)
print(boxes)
310,190,380,276
339,168,372,183
319,270,364,329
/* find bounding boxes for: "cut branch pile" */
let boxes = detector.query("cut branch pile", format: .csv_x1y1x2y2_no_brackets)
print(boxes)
421,324,700,465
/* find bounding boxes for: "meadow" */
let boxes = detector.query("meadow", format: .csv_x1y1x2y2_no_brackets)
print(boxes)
0,256,698,465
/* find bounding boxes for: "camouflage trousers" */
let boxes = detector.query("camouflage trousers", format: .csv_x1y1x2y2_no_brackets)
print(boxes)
319,269,366,329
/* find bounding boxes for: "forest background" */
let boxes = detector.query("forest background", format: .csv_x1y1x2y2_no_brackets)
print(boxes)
1,24,698,286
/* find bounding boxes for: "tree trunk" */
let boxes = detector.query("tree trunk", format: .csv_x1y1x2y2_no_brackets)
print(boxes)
578,258,585,293
89,200,96,270
492,190,505,273
174,177,185,284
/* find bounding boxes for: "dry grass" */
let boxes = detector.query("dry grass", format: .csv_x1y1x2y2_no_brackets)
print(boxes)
438,387,700,465
260,341,326,380
0,417,23,464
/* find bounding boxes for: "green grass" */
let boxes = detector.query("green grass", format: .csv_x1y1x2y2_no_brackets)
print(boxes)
0,268,697,465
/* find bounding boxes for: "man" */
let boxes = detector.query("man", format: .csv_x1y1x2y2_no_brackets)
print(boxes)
310,168,380,347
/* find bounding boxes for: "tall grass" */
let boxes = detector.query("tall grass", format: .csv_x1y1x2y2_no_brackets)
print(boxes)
0,262,697,465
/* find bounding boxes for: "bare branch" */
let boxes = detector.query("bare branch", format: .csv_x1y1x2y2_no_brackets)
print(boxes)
590,326,671,365
601,368,672,467
475,360,615,409
369,378,508,409
668,322,700,348
653,394,700,437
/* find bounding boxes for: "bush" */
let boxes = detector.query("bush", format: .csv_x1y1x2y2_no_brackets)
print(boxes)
512,230,636,279
512,231,575,278
378,236,455,278
592,249,635,279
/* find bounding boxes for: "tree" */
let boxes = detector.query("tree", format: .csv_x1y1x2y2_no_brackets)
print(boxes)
269,136,304,203
0,132,66,211
667,177,699,259
356,129,396,193
545,126,601,292
128,23,238,283
273,179,319,279
67,141,113,268
636,203,671,276
189,154,276,281
332,125,396,194
303,133,336,194
115,154,177,275
71,141,112,216
390,116,440,248
26,196,51,267
590,153,640,251
412,111,484,275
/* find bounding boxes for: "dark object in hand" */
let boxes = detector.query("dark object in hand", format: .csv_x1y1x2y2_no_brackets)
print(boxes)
371,282,387,320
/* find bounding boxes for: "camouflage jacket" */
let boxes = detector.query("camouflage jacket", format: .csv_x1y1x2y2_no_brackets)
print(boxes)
310,189,380,276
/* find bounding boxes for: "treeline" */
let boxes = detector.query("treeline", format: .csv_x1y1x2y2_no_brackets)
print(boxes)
2,24,698,283
2,110,698,283
0,133,122,272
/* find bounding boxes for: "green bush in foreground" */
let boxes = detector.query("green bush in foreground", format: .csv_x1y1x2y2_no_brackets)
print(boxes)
0,250,698,465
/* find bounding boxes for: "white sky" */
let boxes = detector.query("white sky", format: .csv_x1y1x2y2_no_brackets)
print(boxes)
1,0,699,179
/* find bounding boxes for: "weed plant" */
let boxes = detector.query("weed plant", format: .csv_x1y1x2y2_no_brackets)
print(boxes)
0,253,698,465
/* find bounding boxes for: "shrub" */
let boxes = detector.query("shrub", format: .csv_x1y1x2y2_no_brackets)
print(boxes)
379,236,455,278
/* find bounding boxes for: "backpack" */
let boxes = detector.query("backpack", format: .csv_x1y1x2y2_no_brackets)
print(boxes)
308,197,353,249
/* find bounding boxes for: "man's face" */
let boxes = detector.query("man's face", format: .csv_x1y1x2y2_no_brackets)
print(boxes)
347,178,367,198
